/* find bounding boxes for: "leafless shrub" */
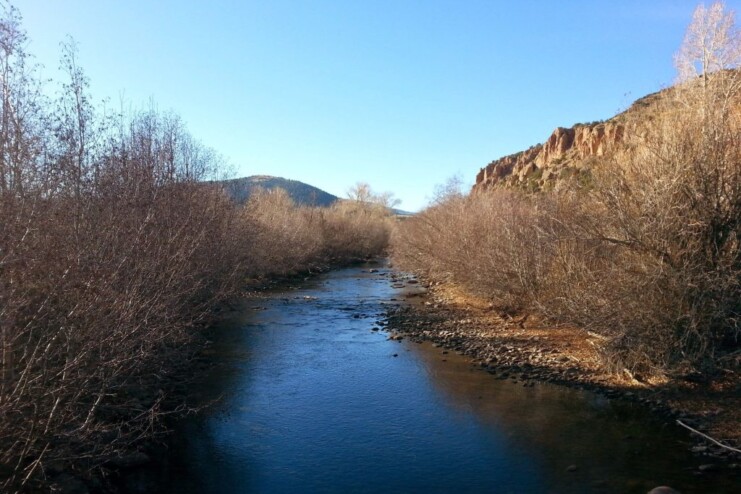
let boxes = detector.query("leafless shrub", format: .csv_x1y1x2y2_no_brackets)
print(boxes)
542,3,741,375
241,188,392,277
0,113,242,493
0,3,391,490
393,190,552,314
557,83,741,374
321,199,392,262
0,6,241,489
393,2,741,378
240,187,325,275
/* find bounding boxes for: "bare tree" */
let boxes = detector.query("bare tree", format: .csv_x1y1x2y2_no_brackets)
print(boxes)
674,2,741,134
675,2,740,84
0,0,45,194
346,181,373,203
347,181,401,209
430,174,465,206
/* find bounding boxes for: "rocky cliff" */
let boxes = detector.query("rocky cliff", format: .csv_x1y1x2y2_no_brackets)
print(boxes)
474,120,625,192
473,69,741,193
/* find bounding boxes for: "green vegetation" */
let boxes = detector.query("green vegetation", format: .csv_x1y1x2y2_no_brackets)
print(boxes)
524,167,544,192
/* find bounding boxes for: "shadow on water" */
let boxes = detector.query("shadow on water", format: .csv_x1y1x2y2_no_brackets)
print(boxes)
137,264,737,494
404,342,736,493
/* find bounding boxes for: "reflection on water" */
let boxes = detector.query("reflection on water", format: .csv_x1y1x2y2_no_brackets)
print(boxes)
154,265,737,494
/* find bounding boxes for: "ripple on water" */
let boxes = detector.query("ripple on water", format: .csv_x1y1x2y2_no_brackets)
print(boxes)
156,264,739,494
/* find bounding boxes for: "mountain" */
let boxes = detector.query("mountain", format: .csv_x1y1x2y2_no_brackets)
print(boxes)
218,175,340,207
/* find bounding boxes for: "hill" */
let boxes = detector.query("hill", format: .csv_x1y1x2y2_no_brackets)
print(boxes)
474,70,741,195
472,87,670,193
218,175,339,207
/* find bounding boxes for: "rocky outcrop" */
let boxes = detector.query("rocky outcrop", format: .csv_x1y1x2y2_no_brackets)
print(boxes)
475,145,542,186
474,121,624,192
573,122,624,158
474,72,741,192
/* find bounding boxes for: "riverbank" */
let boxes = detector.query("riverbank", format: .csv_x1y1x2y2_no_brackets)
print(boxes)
62,261,740,492
382,272,741,470
109,263,741,493
99,258,385,493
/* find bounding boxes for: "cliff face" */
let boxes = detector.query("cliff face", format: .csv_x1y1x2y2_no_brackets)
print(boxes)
474,121,624,191
473,72,741,193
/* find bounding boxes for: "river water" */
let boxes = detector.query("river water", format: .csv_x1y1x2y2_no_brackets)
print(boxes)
149,264,737,493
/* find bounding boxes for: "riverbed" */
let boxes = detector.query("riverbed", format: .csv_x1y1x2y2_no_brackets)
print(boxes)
140,263,737,493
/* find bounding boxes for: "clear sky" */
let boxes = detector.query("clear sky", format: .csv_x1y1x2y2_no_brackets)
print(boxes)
14,1,741,211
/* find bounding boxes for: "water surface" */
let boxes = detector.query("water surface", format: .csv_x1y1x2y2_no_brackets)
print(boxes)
156,264,737,493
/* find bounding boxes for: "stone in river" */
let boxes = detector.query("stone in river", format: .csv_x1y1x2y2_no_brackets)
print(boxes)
647,487,681,494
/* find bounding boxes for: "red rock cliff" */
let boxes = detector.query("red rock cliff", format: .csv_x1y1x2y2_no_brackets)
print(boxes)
474,121,624,191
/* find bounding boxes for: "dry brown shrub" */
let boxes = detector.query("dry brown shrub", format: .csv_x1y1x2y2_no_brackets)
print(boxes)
240,187,326,275
240,189,392,277
393,4,741,377
549,67,741,375
321,200,392,262
0,13,246,486
393,189,552,314
0,126,244,490
0,4,391,490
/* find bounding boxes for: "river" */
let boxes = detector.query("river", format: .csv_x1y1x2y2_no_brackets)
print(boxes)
136,263,737,493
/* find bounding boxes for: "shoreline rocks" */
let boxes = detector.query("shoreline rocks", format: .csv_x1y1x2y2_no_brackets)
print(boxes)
382,278,741,465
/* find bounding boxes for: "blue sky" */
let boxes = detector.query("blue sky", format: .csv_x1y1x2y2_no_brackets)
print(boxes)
16,1,741,211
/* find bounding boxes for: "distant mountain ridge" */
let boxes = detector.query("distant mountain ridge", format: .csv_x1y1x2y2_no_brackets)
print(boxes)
218,175,340,207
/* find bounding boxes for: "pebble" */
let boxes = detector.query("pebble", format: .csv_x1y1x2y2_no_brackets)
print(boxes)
647,487,680,494
382,290,740,467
